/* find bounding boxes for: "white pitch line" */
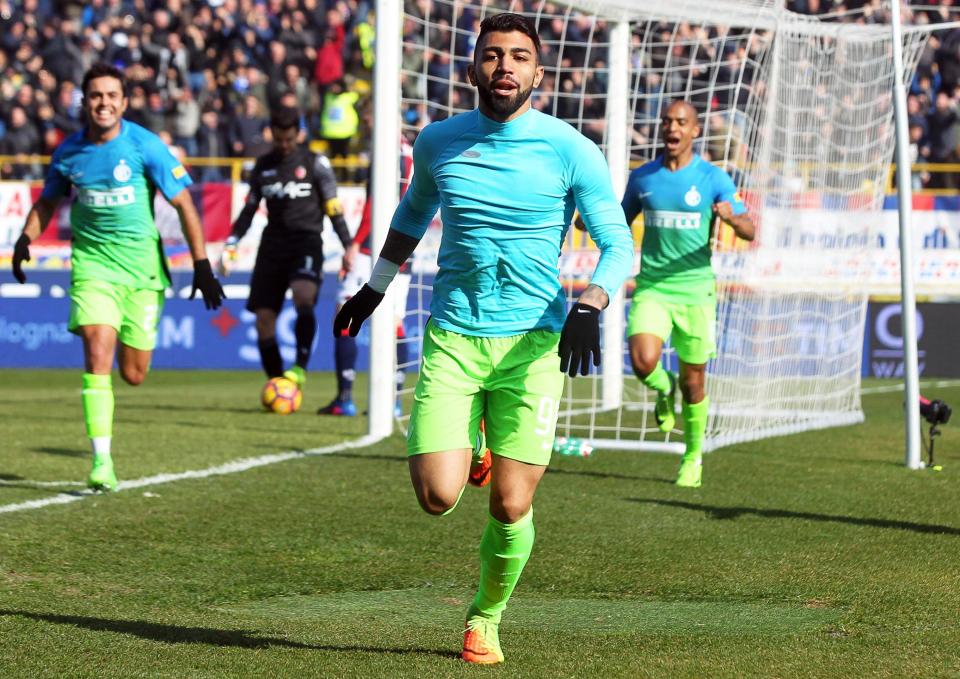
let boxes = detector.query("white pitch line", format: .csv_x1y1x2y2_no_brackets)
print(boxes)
0,479,86,488
0,434,384,516
861,379,960,395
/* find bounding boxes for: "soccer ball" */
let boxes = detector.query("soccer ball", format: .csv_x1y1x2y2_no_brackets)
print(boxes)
261,377,302,415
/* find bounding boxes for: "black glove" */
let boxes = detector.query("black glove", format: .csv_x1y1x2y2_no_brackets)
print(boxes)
558,303,601,377
12,233,31,284
190,258,226,310
334,284,384,337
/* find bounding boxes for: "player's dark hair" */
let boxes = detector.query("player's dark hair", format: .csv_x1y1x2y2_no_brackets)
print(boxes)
477,13,541,59
270,105,300,131
81,62,128,97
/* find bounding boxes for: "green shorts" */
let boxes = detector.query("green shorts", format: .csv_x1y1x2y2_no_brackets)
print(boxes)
407,320,564,466
627,292,716,365
69,279,165,351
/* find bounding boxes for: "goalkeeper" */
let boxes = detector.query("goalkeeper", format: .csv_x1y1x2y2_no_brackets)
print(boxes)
220,105,352,390
620,100,754,488
10,63,225,492
334,13,632,665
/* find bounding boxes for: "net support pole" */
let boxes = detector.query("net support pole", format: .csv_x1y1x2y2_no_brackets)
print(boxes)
601,19,630,410
889,1,922,469
368,0,403,438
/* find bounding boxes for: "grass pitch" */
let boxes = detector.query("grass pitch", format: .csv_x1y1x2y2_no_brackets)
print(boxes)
1,370,959,678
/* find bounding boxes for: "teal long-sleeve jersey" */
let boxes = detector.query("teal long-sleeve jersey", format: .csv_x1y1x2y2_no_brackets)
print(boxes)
390,108,634,337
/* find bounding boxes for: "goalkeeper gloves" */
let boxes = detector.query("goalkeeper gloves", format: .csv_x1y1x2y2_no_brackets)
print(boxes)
12,233,31,284
190,259,226,310
333,284,384,337
219,236,238,276
558,303,601,377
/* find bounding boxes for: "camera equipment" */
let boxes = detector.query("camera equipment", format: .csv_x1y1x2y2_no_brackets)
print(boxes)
919,396,951,469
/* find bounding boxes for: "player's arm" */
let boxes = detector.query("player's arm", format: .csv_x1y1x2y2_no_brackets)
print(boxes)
221,164,263,275
168,188,225,310
11,196,61,283
560,141,635,376
333,130,440,337
714,201,755,241
313,154,352,249
713,170,755,242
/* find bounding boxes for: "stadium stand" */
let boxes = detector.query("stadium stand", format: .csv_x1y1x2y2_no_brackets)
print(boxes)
3,1,960,187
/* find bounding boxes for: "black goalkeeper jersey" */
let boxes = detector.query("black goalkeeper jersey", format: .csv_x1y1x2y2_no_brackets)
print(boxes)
231,146,350,247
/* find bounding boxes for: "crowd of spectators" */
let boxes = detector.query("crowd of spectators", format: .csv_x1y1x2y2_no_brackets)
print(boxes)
0,0,375,180
2,0,960,190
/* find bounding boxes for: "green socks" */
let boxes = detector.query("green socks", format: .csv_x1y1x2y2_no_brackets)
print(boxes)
82,373,114,452
470,508,535,624
641,363,672,394
681,396,709,460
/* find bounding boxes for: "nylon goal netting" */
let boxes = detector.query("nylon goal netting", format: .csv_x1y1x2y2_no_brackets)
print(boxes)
385,0,928,452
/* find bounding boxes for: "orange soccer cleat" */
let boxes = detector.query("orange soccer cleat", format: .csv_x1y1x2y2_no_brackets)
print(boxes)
462,616,504,664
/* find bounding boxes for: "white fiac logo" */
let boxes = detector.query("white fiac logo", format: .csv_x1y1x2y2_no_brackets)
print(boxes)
263,181,312,199
684,185,701,207
113,160,132,182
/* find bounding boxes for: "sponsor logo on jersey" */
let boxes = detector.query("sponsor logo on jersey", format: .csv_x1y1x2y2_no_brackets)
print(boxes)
644,210,702,230
262,181,312,199
295,165,306,179
172,165,187,179
461,150,481,158
113,160,132,182
684,185,701,207
733,191,743,203
78,186,136,207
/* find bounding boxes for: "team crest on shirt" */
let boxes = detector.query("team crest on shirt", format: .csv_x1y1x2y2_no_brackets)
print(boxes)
295,166,306,179
684,185,701,207
113,160,132,182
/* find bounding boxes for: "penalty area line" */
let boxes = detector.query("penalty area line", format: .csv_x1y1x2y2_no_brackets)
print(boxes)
0,434,384,516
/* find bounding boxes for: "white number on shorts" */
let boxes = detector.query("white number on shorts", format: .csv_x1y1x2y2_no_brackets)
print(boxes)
533,396,560,449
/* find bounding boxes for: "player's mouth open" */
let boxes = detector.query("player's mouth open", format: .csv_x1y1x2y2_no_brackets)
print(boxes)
665,135,681,148
492,79,517,96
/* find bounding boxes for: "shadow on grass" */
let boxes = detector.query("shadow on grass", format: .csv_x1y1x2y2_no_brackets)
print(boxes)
548,467,674,484
32,446,86,458
122,404,257,415
0,610,457,658
632,498,960,536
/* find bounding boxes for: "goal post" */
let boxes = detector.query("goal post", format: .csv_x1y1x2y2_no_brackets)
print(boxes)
371,0,932,452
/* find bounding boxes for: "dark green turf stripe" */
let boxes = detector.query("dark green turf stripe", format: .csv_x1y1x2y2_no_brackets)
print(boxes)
218,588,839,635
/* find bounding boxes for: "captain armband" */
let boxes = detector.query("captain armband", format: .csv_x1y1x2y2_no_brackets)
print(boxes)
325,197,344,217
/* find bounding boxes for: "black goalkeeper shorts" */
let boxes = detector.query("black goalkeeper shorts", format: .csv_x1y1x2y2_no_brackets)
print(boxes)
247,232,324,313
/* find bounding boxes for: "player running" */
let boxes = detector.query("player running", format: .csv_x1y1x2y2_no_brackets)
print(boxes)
220,106,352,392
623,100,755,487
334,13,633,664
10,62,225,491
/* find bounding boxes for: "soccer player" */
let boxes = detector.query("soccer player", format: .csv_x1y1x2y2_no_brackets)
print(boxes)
220,106,352,390
623,100,755,487
10,62,225,491
320,137,415,417
334,14,633,664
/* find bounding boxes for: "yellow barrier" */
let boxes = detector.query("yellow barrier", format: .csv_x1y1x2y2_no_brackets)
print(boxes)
0,153,370,187
5,155,960,195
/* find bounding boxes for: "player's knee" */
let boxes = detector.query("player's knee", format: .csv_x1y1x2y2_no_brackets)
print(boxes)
120,366,147,386
415,486,461,516
630,352,656,378
490,496,531,525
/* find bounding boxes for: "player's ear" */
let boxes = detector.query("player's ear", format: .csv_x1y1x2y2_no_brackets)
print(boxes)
533,64,544,89
466,63,477,86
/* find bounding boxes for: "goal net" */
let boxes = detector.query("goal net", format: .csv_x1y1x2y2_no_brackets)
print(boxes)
379,0,929,452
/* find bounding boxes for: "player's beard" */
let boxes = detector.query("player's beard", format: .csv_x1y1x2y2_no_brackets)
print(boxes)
476,78,534,119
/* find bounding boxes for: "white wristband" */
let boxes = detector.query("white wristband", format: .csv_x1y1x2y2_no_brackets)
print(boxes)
369,258,400,293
